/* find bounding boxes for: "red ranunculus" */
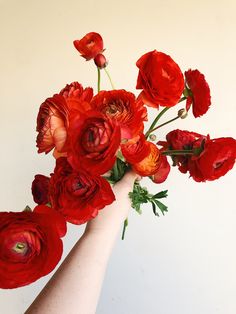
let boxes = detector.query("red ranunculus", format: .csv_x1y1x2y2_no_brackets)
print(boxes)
68,110,121,175
132,142,161,176
121,133,150,164
0,205,66,289
50,158,115,224
189,137,236,182
166,129,205,150
73,32,104,60
162,130,236,182
163,129,206,174
91,90,147,139
60,81,93,112
136,50,184,108
31,174,50,205
36,94,69,154
185,69,211,118
151,155,171,184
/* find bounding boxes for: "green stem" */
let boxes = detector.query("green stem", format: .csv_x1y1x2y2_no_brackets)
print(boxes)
122,218,128,240
161,149,194,156
145,107,170,138
148,116,180,134
179,96,187,102
145,97,187,138
104,67,115,90
113,159,119,181
97,67,101,93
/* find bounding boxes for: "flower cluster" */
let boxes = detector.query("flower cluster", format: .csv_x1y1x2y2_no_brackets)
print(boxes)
1,32,235,289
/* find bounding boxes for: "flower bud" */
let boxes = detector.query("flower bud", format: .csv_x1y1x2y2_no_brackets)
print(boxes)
178,108,188,119
94,53,108,68
149,134,157,141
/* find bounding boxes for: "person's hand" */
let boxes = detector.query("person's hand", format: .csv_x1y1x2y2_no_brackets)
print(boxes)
85,170,141,236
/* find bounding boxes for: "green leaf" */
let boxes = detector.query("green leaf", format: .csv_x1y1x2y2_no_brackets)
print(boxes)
153,199,168,215
153,190,168,199
129,182,169,217
151,201,159,217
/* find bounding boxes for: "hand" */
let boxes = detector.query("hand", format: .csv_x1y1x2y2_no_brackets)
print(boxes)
85,170,141,236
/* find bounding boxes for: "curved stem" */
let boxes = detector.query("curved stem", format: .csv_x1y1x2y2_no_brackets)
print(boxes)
97,67,101,93
145,97,187,138
161,149,194,156
145,107,170,138
148,116,180,134
179,96,187,102
104,67,115,90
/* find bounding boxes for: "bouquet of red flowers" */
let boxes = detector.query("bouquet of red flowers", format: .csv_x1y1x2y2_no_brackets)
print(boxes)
1,32,235,289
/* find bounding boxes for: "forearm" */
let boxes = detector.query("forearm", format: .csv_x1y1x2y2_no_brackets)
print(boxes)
25,232,115,314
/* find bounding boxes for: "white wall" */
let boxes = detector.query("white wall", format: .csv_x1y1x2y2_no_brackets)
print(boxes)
0,0,236,313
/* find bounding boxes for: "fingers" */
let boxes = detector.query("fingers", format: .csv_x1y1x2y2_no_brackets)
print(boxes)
123,170,141,182
113,170,141,192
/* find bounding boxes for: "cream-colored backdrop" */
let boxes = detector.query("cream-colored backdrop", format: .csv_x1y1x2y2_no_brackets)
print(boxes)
0,0,236,313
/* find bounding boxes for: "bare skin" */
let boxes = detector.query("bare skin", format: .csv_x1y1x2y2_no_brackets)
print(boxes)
25,171,139,314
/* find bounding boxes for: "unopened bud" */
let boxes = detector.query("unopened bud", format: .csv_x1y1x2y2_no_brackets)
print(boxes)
178,108,188,119
94,53,108,69
23,205,32,212
149,134,157,141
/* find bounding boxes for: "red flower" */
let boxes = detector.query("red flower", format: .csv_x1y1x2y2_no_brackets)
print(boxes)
36,94,69,154
121,134,150,164
59,81,93,112
151,155,170,184
0,205,66,289
68,110,121,175
132,142,161,176
50,158,115,224
163,129,206,174
31,175,50,205
163,129,236,182
91,90,147,139
136,50,184,108
73,32,104,60
185,69,211,117
189,137,236,182
166,129,205,150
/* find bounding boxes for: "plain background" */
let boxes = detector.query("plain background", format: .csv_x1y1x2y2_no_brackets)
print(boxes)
0,0,236,313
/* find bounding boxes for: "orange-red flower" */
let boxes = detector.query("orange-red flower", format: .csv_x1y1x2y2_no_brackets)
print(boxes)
59,81,93,112
132,142,161,176
36,94,69,154
68,110,121,175
136,50,184,108
151,155,170,184
91,90,147,139
73,32,104,60
185,69,211,117
121,134,150,164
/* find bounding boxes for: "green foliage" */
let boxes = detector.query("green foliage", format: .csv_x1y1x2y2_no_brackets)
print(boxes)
129,181,168,217
107,158,129,184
